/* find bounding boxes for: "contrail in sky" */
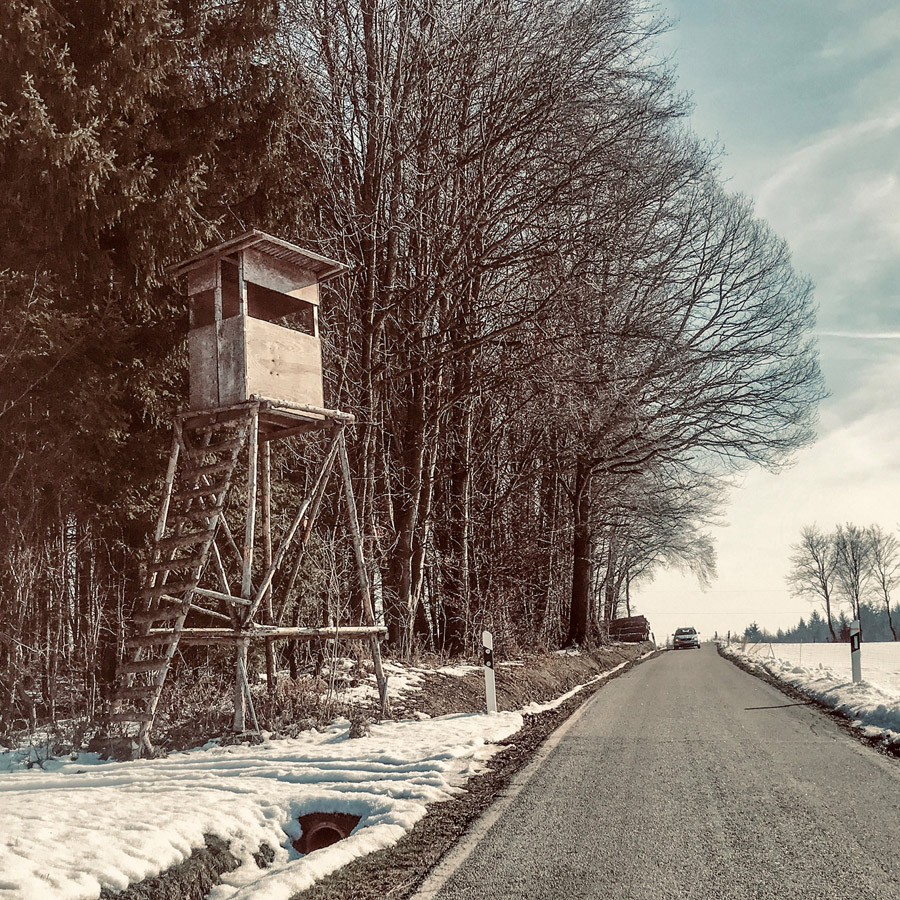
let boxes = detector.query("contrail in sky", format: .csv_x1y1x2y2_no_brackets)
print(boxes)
819,331,900,340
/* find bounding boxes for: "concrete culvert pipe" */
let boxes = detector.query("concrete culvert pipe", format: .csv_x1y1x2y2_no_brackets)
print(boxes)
292,812,361,854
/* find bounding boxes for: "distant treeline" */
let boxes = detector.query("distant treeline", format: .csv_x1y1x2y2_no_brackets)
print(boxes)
743,523,900,643
743,603,898,644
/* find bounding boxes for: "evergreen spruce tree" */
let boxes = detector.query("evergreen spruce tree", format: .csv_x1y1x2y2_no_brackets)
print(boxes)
0,0,322,714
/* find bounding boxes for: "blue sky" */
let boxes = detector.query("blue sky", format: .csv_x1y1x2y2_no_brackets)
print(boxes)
634,0,900,639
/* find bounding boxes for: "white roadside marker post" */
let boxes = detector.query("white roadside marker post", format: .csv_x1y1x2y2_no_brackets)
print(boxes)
482,630,497,714
850,619,862,683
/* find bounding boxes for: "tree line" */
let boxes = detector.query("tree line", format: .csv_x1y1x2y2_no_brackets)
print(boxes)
776,524,900,642
743,602,899,645
0,0,823,729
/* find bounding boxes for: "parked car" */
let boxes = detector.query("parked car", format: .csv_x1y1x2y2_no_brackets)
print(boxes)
673,626,700,649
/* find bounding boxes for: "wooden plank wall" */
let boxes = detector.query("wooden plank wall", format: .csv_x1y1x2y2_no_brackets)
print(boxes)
189,325,220,409
218,316,247,406
244,317,323,408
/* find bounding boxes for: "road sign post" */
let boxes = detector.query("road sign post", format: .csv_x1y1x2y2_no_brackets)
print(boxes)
482,630,497,714
850,619,861,683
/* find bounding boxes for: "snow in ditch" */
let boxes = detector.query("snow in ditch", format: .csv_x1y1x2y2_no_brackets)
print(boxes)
722,641,900,751
0,661,629,900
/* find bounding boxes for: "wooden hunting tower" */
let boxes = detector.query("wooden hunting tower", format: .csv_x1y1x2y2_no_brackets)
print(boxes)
106,230,387,758
178,230,342,411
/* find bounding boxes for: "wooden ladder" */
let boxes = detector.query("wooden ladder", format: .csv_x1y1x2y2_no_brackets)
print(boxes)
109,404,256,755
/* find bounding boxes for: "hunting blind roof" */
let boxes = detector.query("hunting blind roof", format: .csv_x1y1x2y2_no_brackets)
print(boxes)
169,229,347,284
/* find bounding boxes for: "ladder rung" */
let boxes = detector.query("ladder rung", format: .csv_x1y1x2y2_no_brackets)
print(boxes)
141,581,194,598
185,460,235,479
148,555,204,574
109,711,155,724
117,658,170,676
188,438,244,457
115,686,157,701
157,529,214,551
168,505,219,525
174,483,228,501
134,604,184,623
126,633,181,648
140,592,190,607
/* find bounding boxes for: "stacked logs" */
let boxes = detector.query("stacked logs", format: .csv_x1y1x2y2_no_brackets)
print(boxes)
608,615,650,643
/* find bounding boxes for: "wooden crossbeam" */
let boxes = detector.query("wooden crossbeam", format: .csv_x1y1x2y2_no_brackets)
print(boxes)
193,586,252,606
255,395,355,424
259,422,319,442
176,399,260,425
167,625,388,645
134,598,233,623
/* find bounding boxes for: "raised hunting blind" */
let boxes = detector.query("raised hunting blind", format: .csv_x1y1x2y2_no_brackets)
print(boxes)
179,230,338,411
106,230,387,758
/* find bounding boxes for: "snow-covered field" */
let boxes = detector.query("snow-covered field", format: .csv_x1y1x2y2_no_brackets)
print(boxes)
722,641,900,752
740,641,900,694
0,660,629,900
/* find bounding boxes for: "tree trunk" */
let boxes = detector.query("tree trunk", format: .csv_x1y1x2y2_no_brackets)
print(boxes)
566,459,593,646
824,591,838,642
888,603,898,641
436,403,474,656
604,528,618,625
385,399,428,652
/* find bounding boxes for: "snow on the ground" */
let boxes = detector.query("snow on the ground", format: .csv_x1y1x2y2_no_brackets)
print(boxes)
339,660,480,705
721,642,900,752
739,641,900,694
0,660,631,900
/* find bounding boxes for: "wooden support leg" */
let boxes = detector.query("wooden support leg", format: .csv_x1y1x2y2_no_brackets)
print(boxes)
151,423,183,576
337,429,389,717
233,639,248,733
239,640,261,735
261,440,277,696
241,406,260,614
235,406,259,732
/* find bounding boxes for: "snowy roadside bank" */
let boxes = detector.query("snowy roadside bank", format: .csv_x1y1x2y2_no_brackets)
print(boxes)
0,649,649,900
719,642,900,754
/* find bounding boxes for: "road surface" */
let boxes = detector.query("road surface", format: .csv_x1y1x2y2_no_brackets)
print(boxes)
414,644,900,899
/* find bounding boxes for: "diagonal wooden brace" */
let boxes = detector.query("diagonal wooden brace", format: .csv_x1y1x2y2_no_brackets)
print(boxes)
245,427,343,622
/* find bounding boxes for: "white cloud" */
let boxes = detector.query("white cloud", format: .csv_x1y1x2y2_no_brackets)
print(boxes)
817,337,900,429
820,5,900,59
751,105,900,335
757,107,900,213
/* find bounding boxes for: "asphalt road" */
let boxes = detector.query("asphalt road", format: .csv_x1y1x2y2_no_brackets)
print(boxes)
413,644,900,900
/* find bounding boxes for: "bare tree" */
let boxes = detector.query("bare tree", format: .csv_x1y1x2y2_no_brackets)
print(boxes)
290,0,705,651
552,177,824,644
613,467,721,599
867,525,899,640
787,525,839,642
833,523,872,627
